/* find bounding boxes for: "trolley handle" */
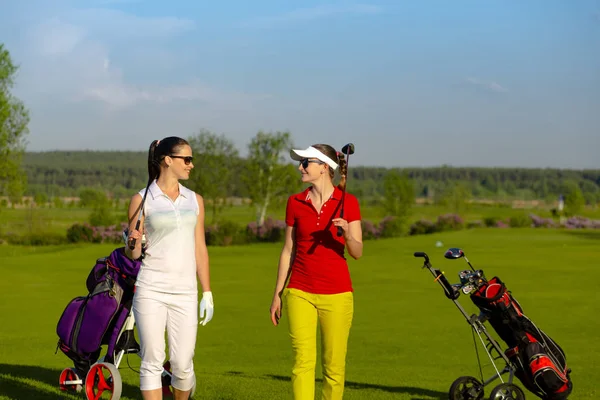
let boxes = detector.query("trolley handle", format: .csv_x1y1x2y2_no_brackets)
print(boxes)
414,251,460,300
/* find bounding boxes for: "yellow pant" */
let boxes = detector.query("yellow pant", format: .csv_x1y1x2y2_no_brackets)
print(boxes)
284,288,354,400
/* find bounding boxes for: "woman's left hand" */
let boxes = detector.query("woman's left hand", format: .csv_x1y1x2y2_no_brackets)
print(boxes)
332,218,349,235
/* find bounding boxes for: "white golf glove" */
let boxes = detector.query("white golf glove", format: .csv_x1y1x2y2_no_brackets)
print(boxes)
199,291,214,326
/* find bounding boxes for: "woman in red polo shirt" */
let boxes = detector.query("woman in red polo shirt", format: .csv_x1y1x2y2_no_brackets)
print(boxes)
270,143,363,400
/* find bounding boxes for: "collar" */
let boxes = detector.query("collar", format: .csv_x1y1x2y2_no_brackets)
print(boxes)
294,186,342,203
148,180,188,199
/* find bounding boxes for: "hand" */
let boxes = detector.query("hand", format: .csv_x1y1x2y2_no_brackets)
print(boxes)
126,228,143,247
199,291,214,326
332,218,349,236
270,294,282,326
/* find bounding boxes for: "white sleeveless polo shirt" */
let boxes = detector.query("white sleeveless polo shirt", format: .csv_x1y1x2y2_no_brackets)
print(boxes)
135,180,199,294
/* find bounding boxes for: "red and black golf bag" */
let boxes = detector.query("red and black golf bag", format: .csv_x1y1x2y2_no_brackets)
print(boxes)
470,277,573,400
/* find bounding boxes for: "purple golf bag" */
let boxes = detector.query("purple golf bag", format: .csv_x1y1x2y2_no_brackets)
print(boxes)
56,247,141,373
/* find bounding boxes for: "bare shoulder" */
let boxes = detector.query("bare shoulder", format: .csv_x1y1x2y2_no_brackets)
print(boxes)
129,193,143,205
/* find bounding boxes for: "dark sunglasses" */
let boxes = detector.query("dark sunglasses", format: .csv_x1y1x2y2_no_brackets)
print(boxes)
169,155,194,165
300,158,324,169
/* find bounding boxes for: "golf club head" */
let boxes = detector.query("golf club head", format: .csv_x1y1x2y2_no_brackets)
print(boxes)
444,247,465,260
341,143,355,155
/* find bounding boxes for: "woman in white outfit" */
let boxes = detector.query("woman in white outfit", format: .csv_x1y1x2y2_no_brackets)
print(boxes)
126,136,214,400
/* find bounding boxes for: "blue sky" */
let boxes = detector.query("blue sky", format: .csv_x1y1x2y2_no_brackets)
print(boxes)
1,0,599,168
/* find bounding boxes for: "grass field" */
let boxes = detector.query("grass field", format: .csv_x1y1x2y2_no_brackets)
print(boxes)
0,228,598,399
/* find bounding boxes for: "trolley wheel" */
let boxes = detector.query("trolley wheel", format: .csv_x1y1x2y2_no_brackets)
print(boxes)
488,383,525,400
449,376,484,400
84,362,122,400
59,368,83,392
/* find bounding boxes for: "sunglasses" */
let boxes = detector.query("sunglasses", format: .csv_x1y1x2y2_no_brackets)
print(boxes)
300,158,324,169
169,155,194,165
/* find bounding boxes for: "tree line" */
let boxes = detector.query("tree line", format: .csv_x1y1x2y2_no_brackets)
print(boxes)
20,133,600,212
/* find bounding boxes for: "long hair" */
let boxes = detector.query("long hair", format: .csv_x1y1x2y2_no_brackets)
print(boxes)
147,136,190,182
311,144,347,191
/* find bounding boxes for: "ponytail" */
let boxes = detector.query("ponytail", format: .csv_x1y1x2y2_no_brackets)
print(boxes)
147,140,161,183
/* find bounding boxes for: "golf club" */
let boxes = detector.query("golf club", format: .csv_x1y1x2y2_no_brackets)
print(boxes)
128,178,152,251
444,247,474,269
337,143,355,237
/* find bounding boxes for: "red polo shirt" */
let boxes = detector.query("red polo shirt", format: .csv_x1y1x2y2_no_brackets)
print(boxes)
285,186,361,294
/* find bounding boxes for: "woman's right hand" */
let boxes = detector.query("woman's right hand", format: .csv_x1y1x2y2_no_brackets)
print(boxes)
127,228,143,249
270,293,282,326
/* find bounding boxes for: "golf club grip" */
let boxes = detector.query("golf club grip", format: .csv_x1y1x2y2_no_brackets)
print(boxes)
434,270,460,300
128,220,141,250
336,209,344,237
414,252,426,258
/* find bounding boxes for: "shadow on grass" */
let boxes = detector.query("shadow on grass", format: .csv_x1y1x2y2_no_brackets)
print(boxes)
0,363,140,400
563,230,600,240
225,371,446,400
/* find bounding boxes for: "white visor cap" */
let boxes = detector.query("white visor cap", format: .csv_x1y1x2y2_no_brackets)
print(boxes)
290,146,338,170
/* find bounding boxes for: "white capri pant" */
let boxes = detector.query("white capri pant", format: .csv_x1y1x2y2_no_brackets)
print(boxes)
132,286,198,391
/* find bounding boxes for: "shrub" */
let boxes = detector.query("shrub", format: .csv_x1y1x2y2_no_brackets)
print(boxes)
206,220,247,246
435,213,464,232
247,218,286,243
467,220,484,229
67,223,95,243
483,216,498,227
361,220,381,240
89,206,117,227
509,213,531,228
379,216,407,238
530,214,557,228
409,219,436,236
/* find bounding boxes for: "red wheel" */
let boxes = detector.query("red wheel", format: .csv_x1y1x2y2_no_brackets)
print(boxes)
59,368,83,392
84,362,122,400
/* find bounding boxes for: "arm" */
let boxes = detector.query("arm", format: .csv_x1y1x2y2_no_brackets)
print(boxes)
270,226,296,325
273,226,296,297
194,193,211,292
124,193,144,260
343,220,363,259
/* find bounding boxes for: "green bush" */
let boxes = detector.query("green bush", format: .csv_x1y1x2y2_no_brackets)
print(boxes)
409,219,436,236
435,213,464,232
483,216,498,227
89,206,118,227
206,220,247,246
66,223,94,243
379,216,407,238
509,213,532,228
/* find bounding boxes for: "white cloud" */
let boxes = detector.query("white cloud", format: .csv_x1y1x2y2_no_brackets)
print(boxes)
243,4,383,28
16,6,268,111
465,77,508,93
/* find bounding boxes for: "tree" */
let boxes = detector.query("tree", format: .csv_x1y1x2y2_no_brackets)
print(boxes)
382,170,415,219
243,131,299,227
187,129,240,223
0,44,29,198
561,181,585,216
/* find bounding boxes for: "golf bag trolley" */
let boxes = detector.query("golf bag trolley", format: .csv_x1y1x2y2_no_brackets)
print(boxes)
55,247,191,399
413,248,572,400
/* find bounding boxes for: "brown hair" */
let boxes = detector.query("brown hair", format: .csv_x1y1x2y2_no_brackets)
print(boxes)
147,136,190,182
311,144,347,191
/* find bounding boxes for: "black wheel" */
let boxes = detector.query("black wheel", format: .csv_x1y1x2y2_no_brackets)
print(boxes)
488,383,525,400
449,376,484,400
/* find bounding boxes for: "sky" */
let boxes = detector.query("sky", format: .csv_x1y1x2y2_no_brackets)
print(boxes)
0,0,599,168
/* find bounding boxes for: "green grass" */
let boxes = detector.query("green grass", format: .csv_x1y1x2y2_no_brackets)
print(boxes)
0,228,598,399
